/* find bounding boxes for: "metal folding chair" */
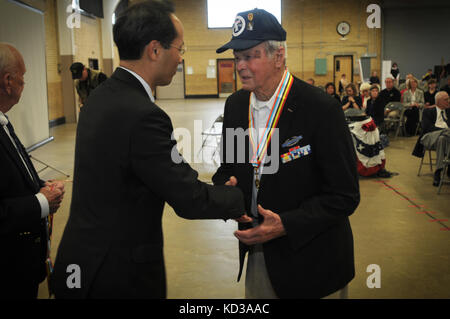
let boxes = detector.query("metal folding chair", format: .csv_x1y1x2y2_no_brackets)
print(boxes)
437,151,450,194
417,149,435,176
198,114,223,165
383,102,406,138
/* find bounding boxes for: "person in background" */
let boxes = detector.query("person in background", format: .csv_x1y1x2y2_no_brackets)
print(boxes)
391,62,400,85
70,62,107,108
339,74,348,96
369,71,380,85
424,79,438,108
359,82,371,109
325,82,341,104
342,83,362,111
415,91,450,186
403,77,425,136
380,76,402,118
306,78,315,86
365,84,385,127
422,68,435,82
0,43,65,299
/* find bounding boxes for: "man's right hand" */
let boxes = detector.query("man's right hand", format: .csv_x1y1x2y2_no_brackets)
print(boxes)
39,186,64,214
225,176,252,223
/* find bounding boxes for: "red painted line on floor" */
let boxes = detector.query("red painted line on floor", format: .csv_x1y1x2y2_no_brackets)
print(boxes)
429,219,448,222
440,227,450,231
409,204,425,208
416,211,437,214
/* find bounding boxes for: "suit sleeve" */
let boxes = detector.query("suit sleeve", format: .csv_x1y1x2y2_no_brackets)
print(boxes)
130,106,245,220
280,100,360,251
0,195,42,236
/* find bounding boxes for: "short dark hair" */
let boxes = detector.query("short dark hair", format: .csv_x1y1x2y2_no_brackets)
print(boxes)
325,82,335,90
113,0,177,60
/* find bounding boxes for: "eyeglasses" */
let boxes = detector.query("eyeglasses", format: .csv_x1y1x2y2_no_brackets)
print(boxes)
170,44,186,56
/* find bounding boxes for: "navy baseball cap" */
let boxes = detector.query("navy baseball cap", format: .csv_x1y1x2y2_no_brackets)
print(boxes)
70,62,84,79
216,8,286,53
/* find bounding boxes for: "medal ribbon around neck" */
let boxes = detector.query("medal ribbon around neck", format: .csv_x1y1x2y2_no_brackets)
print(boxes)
249,69,294,168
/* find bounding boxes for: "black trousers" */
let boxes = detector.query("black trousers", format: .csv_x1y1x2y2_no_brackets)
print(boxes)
404,107,420,135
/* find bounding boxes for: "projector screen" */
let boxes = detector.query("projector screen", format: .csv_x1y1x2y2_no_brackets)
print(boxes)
0,0,50,149
207,0,281,29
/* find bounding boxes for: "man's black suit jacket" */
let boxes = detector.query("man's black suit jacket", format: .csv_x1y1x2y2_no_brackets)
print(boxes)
212,76,360,298
421,107,450,134
53,68,245,299
0,123,47,293
412,107,450,157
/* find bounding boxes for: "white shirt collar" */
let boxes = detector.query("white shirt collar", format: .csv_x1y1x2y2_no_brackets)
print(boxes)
119,66,155,103
0,111,8,126
251,72,287,111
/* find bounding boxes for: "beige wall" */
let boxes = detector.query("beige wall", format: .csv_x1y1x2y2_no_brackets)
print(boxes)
73,14,104,73
44,0,64,121
40,0,382,113
174,0,382,95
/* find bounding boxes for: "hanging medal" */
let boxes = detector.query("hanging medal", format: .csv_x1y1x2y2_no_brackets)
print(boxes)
249,69,294,189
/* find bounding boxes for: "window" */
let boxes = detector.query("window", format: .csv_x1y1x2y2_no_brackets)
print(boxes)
207,0,281,29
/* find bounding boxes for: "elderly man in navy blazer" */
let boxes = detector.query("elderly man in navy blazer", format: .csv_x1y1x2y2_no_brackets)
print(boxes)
213,9,360,299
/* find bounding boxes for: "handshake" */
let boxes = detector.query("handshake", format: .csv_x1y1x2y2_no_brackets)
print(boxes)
225,176,286,245
39,180,66,214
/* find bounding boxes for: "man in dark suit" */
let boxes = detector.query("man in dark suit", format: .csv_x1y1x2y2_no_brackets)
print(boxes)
0,43,64,298
415,91,450,186
213,9,360,299
52,1,249,299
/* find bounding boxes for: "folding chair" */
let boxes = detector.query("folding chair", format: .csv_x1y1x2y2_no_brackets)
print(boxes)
383,102,406,138
437,151,450,194
417,149,435,176
198,114,223,165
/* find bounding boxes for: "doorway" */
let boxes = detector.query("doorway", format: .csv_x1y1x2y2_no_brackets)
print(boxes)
334,55,353,95
217,59,236,98
156,60,185,99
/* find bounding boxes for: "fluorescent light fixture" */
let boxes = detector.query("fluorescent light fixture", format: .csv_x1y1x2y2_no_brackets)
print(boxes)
207,0,281,28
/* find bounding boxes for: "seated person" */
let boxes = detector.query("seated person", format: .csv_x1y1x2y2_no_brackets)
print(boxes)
424,79,438,108
369,71,380,85
380,76,401,118
359,82,371,109
402,77,424,135
399,74,414,95
416,92,450,186
342,83,362,111
366,85,386,127
325,82,341,104
422,68,435,82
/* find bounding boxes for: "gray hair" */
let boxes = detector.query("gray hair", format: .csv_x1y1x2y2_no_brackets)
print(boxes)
264,40,287,63
0,43,18,76
435,91,448,104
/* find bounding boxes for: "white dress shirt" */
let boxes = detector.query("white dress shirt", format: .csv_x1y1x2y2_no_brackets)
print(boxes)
435,107,449,129
0,111,49,218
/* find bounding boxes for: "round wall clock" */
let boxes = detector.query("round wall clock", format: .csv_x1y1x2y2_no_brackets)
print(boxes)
337,21,351,37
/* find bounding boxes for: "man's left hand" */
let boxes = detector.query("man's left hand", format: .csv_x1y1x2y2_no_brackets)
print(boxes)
234,205,286,245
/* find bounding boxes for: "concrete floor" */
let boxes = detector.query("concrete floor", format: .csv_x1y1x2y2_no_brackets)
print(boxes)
32,98,450,299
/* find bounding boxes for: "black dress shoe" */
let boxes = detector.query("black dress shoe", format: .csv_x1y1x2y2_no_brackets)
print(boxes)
433,169,442,187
